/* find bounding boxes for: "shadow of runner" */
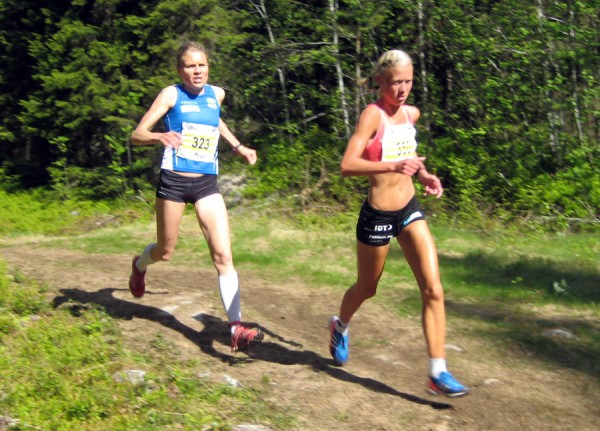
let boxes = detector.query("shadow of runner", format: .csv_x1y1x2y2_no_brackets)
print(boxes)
247,339,453,410
53,287,452,410
53,287,233,363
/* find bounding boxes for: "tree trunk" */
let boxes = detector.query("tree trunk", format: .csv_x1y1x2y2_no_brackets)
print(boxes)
566,0,584,147
329,0,351,140
417,0,430,135
536,0,560,161
251,0,291,137
355,29,363,123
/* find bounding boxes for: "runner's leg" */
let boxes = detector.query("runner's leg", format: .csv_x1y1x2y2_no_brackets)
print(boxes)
339,241,390,323
397,220,445,359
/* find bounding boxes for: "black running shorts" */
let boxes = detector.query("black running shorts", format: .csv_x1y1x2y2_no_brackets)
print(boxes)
356,196,425,246
155,169,220,204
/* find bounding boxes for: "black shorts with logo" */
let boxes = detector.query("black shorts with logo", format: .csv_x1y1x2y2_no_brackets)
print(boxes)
155,169,220,204
356,196,425,246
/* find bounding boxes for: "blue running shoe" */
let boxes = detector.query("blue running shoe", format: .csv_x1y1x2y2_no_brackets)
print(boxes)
428,372,469,397
329,316,349,365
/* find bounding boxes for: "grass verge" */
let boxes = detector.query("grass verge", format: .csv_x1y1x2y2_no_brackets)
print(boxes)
1,191,599,428
0,261,296,430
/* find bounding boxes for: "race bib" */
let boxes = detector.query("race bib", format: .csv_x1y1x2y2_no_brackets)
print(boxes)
177,122,220,162
381,124,417,161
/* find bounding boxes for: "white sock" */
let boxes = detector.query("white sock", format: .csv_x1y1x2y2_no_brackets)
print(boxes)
335,318,349,336
218,272,241,334
430,358,447,378
136,243,156,271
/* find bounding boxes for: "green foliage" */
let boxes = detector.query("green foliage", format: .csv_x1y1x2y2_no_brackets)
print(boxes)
0,0,597,223
0,266,48,325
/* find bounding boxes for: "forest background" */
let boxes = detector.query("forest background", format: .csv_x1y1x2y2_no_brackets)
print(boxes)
0,0,598,228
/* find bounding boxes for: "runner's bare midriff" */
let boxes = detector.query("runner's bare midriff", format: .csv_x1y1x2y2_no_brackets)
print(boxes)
367,172,415,211
169,170,204,178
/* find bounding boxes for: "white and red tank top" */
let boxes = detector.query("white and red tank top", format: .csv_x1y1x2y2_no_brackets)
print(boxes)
361,104,417,162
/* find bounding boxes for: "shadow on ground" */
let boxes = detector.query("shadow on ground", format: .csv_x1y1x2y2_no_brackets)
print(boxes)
53,287,453,410
446,299,600,380
441,251,600,380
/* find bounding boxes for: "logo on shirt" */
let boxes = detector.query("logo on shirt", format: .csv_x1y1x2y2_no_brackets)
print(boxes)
181,104,200,113
207,98,218,109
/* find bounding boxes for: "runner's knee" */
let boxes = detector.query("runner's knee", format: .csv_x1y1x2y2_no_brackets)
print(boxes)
355,281,378,300
421,283,444,302
212,249,233,268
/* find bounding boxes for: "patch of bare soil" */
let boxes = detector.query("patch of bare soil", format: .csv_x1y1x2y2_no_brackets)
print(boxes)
2,244,599,431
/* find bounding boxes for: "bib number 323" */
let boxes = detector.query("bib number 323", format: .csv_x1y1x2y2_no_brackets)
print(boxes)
177,122,219,162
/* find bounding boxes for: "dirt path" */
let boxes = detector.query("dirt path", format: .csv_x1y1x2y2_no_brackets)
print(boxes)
2,244,599,431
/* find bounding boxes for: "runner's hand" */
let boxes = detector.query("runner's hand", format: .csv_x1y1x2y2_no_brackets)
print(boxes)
394,157,425,176
158,131,183,149
418,171,444,198
238,145,257,165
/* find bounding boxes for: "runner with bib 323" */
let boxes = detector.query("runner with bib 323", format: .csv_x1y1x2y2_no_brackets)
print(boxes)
127,40,263,353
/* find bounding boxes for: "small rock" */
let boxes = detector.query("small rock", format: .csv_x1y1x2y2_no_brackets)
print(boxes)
197,371,212,379
192,312,209,323
232,425,272,431
543,329,574,339
429,423,449,431
113,369,147,385
0,416,19,429
160,305,179,314
223,374,242,388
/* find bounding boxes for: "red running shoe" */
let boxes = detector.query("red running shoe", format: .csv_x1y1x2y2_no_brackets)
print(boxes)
128,256,146,298
231,325,263,352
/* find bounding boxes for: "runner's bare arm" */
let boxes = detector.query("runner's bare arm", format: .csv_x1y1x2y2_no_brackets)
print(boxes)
131,86,182,148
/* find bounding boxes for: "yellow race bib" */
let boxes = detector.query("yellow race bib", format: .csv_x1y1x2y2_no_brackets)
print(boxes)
177,122,220,162
381,124,417,161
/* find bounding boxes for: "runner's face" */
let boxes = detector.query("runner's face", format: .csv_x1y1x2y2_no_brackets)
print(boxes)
378,65,413,106
178,50,209,93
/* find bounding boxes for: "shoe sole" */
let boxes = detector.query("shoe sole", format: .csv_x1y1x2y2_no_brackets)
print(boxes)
427,384,470,398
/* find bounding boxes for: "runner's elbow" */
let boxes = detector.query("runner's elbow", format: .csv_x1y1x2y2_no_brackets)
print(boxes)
340,160,353,176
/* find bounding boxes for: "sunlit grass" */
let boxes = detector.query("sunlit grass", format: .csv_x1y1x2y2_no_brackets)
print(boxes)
2,190,599,398
0,262,296,430
0,189,155,238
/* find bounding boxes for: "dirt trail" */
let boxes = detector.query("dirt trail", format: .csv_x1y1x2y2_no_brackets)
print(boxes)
2,244,599,431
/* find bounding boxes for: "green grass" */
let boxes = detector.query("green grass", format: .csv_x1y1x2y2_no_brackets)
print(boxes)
0,188,155,238
1,190,599,427
0,261,296,430
231,213,357,288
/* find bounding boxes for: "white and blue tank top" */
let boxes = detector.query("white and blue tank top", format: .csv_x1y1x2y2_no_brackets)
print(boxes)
160,84,221,174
